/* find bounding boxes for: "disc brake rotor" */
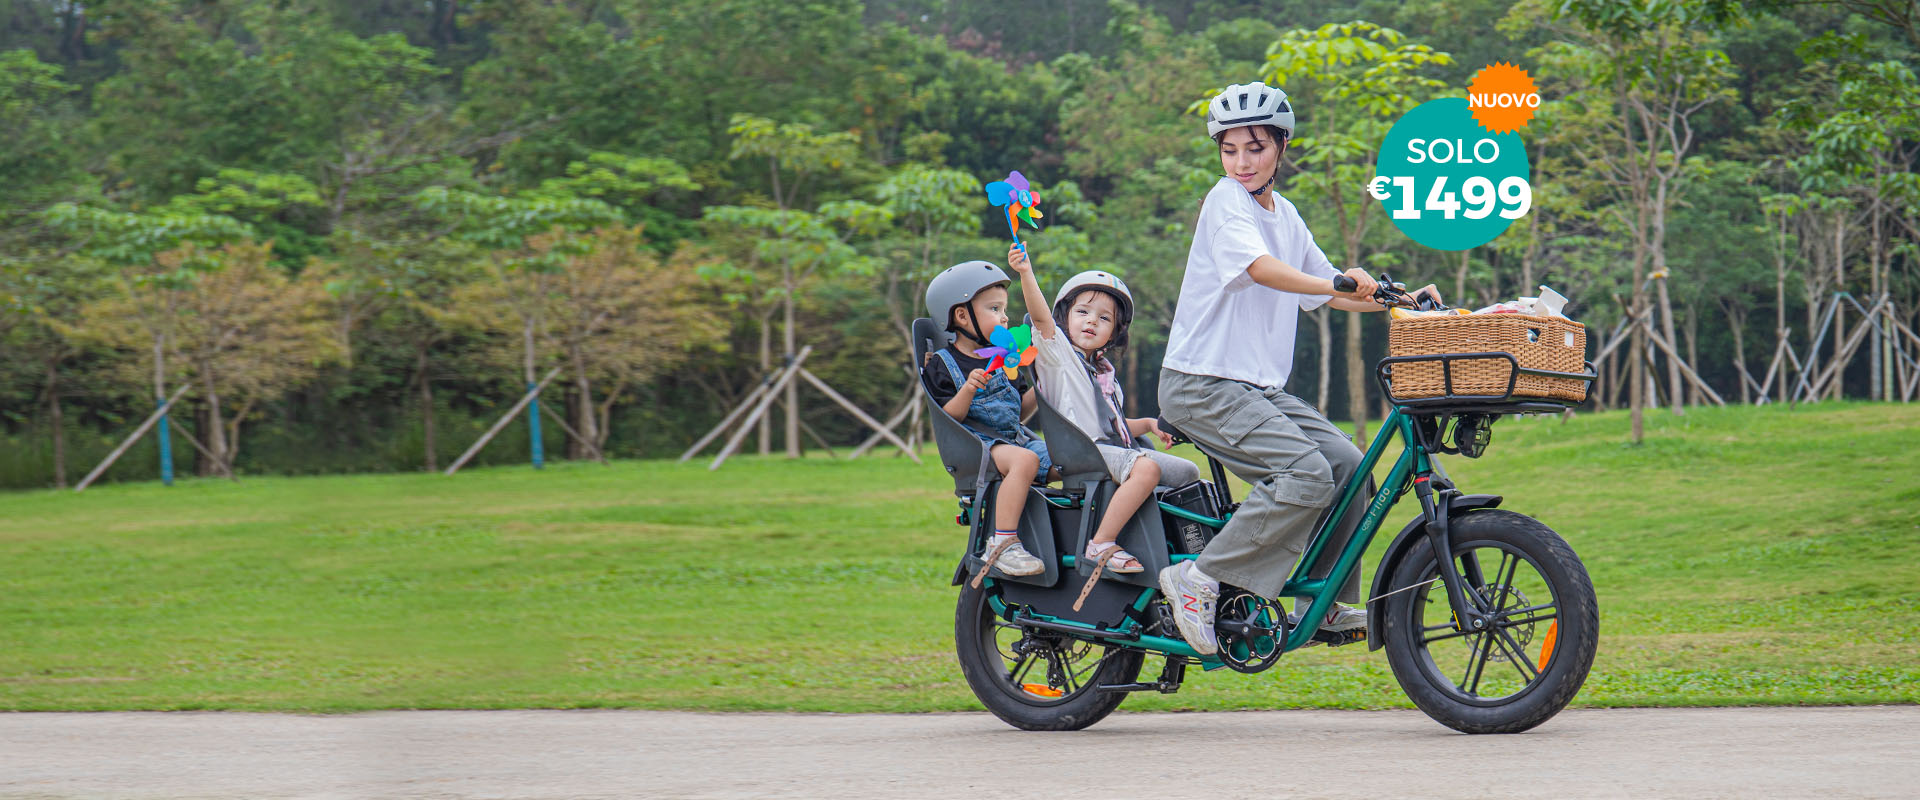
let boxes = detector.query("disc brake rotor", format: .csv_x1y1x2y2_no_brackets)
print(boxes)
1465,585,1533,663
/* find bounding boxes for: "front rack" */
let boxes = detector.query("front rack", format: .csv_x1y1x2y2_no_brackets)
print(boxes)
1375,351,1597,417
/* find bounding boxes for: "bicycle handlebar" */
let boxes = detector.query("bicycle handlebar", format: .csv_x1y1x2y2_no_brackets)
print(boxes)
1333,272,1447,311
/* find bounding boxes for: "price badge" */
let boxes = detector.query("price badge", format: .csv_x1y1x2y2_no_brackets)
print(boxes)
1371,98,1530,251
1371,65,1540,251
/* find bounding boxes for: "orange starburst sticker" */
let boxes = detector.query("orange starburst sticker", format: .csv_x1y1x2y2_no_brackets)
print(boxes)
1467,62,1540,134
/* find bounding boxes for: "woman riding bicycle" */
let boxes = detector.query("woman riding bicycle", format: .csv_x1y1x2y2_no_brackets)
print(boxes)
1156,81,1442,656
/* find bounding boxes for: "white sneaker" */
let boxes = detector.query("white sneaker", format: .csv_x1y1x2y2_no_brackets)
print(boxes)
990,538,1045,576
1313,603,1368,633
1157,560,1219,655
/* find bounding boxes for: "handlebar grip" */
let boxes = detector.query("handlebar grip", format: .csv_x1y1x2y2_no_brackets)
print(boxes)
1332,275,1357,293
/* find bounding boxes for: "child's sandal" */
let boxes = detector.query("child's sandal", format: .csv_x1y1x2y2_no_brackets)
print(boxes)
1087,541,1143,574
1072,542,1143,612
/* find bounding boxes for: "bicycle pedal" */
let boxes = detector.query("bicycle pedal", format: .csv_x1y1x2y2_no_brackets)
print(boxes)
1311,627,1367,647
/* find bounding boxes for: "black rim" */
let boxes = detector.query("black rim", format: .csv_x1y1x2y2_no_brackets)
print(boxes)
1409,540,1562,707
977,603,1120,706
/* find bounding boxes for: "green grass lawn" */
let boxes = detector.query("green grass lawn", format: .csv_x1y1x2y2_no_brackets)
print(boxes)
1,403,1915,712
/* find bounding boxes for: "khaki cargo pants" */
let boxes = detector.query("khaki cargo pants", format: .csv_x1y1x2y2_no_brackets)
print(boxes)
1158,369,1367,602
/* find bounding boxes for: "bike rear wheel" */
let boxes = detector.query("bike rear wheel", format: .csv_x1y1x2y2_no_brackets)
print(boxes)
954,582,1143,731
1381,509,1598,733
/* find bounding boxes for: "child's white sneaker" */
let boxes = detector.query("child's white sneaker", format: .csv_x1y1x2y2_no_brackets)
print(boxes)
989,539,1045,576
1157,560,1219,655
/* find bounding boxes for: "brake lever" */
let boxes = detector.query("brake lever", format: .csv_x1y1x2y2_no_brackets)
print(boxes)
1376,271,1449,311
1334,273,1448,311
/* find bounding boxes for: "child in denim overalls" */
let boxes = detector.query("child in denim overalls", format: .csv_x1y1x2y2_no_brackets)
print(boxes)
922,260,1056,577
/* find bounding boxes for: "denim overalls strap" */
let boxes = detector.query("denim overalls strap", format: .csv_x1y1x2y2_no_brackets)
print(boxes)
934,348,1031,444
933,346,968,389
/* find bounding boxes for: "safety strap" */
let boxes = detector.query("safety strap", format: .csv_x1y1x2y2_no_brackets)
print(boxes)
971,534,1021,589
1071,544,1129,612
1074,351,1133,448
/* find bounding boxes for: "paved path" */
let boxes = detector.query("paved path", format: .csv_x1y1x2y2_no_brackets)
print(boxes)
2,707,1915,798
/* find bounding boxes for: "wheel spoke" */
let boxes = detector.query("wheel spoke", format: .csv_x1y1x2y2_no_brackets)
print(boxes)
1422,626,1477,645
1462,629,1494,696
1490,625,1540,683
1494,551,1520,609
1494,601,1557,621
1496,612,1558,629
1472,550,1509,610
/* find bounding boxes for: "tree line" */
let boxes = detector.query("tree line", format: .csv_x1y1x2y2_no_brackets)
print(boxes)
1,0,1915,489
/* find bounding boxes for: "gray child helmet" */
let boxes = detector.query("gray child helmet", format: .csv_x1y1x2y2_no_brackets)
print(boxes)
1052,270,1136,358
926,260,1012,346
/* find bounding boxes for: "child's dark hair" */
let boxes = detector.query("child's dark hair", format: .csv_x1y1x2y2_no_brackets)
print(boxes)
1053,287,1131,363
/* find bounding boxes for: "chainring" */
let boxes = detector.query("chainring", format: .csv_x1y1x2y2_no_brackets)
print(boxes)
1214,589,1288,673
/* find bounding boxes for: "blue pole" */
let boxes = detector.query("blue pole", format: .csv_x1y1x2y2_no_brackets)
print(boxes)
1003,209,1026,256
155,393,174,486
526,381,544,469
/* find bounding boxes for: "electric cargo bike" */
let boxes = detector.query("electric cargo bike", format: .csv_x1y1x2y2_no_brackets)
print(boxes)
916,275,1599,733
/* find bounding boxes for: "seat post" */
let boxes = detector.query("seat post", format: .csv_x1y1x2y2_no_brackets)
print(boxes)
1209,456,1234,511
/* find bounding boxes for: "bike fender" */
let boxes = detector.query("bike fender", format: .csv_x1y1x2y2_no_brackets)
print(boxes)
1364,493,1503,651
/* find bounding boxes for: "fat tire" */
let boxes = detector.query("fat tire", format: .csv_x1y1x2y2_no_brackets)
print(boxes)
954,582,1142,731
1381,509,1598,734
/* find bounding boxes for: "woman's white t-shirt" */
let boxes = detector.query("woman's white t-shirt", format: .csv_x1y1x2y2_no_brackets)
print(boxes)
1162,177,1338,389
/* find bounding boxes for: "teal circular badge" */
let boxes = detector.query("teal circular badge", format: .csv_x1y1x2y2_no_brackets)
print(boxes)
1373,98,1531,251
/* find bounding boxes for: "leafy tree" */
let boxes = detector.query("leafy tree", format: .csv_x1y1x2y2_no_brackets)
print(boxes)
0,48,79,210
704,114,891,457
0,254,111,487
416,181,623,453
874,164,986,349
41,197,257,462
535,226,729,457
1779,31,1920,400
86,0,443,206
77,242,339,472
1520,0,1738,440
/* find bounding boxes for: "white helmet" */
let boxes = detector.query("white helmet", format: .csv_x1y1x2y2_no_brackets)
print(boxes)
1206,81,1294,140
1053,270,1134,321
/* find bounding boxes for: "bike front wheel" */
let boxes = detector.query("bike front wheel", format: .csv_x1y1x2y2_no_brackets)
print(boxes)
1380,509,1599,733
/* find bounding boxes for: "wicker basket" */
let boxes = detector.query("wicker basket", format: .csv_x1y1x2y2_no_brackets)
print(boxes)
1386,314,1588,402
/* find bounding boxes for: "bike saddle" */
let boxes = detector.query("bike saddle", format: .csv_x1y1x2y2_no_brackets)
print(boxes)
1156,417,1192,445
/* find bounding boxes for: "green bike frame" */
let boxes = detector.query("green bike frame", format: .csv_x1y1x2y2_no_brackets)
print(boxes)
991,406,1436,663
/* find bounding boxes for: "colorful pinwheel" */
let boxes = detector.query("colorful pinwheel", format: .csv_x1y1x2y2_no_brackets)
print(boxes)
983,171,1044,250
973,324,1039,380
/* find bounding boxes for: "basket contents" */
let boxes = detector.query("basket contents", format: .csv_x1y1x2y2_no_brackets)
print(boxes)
1387,285,1588,402
1473,285,1571,318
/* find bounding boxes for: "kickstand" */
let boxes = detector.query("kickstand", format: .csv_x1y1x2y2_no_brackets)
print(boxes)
1096,655,1189,694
